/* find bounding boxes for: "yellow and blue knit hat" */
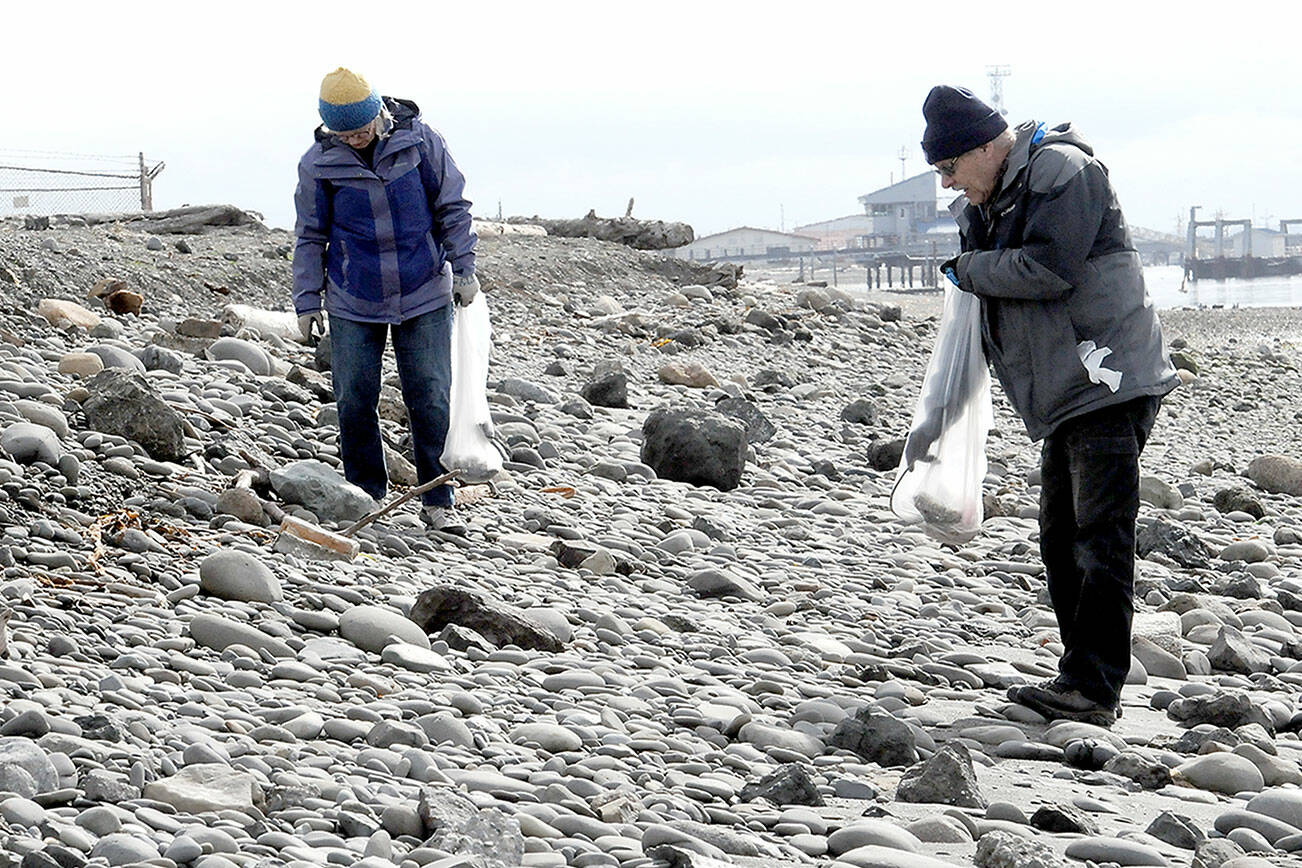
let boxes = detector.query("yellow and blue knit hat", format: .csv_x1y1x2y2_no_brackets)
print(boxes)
319,68,382,132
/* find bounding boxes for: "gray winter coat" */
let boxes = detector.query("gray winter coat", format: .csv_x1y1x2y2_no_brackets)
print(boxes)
949,120,1178,440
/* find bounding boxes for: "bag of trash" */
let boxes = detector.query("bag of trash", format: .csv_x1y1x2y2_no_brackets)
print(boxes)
441,295,504,484
890,284,992,542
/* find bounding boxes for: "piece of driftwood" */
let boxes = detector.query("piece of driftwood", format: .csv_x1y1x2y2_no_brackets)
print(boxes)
222,304,300,342
511,210,693,250
80,205,265,235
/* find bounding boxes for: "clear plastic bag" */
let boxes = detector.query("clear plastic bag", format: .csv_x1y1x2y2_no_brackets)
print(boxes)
440,295,504,484
891,285,992,542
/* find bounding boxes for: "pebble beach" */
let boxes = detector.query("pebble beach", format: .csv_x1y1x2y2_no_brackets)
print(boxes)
0,215,1300,868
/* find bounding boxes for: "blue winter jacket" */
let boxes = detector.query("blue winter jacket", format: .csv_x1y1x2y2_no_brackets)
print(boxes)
292,97,477,323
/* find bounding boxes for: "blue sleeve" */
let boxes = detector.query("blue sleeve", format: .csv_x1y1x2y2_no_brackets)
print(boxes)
418,124,477,276
292,155,329,315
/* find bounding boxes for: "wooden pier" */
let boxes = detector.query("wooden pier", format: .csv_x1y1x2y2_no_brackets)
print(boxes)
1184,209,1302,282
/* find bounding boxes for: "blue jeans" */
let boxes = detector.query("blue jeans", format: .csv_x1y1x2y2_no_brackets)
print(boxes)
329,306,454,508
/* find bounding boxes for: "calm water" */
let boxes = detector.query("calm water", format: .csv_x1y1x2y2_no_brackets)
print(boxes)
1143,265,1302,311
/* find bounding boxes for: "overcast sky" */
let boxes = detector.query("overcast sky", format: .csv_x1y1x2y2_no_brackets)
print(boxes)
6,1,1299,239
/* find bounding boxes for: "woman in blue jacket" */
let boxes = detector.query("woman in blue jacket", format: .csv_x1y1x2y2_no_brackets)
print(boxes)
293,68,479,532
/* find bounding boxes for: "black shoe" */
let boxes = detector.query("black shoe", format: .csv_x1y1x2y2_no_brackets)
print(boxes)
1009,683,1118,728
1006,675,1069,706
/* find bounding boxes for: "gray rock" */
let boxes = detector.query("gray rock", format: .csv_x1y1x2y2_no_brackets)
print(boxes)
1030,804,1099,835
498,377,560,405
827,818,921,854
188,613,294,658
974,830,1067,868
896,742,985,808
1167,692,1275,733
0,423,61,465
89,833,158,866
581,367,628,408
738,763,823,806
1137,517,1214,568
198,550,282,603
1132,635,1186,679
339,604,432,653
85,344,146,373
1208,625,1273,674
1064,837,1168,866
737,721,823,760
1174,753,1265,795
13,401,68,439
81,370,187,461
834,847,962,868
1103,751,1174,789
641,408,747,491
1141,475,1184,509
686,567,763,602
829,709,918,767
409,585,562,652
1245,787,1302,831
714,397,775,444
1192,839,1248,868
0,738,58,797
214,487,266,525
418,787,524,868
1146,811,1206,849
841,399,879,425
867,438,905,471
1245,454,1302,497
143,763,260,813
1214,487,1266,519
269,459,376,523
135,344,185,374
1214,808,1302,846
205,337,271,375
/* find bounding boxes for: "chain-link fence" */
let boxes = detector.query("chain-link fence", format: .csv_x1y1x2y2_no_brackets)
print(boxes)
0,150,163,218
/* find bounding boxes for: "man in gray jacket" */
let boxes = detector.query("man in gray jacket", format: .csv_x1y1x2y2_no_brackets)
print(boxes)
913,85,1179,726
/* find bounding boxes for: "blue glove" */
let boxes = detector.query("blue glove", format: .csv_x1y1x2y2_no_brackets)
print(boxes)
941,256,961,287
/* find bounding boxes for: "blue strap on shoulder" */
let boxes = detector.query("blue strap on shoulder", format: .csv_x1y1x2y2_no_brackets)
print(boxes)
1030,122,1047,146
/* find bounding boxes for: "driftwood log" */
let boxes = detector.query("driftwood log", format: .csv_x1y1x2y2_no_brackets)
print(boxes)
511,210,693,250
76,205,266,235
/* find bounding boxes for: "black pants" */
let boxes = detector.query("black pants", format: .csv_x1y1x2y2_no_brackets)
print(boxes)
1039,395,1161,705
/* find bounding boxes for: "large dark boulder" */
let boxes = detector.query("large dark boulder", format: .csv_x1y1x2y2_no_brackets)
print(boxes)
714,397,775,444
409,585,562,652
640,409,746,491
81,370,187,462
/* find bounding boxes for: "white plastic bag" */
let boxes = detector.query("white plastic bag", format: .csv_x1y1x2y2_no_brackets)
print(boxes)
890,285,992,542
440,295,504,484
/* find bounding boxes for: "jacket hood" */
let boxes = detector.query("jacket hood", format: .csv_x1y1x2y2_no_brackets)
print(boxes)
313,96,422,145
984,120,1094,205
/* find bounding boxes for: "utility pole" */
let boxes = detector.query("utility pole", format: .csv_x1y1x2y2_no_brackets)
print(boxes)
897,146,908,180
987,65,1012,116
780,203,784,232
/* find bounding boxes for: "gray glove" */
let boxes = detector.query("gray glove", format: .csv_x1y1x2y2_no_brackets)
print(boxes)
452,272,480,307
903,413,944,471
298,311,325,345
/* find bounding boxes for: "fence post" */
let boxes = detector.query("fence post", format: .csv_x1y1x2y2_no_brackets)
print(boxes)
138,152,152,211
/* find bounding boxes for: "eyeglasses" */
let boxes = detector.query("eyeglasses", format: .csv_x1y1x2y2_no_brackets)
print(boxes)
336,127,374,143
934,155,962,178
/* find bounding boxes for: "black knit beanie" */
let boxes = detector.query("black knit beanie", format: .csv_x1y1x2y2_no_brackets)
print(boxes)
920,85,1008,163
